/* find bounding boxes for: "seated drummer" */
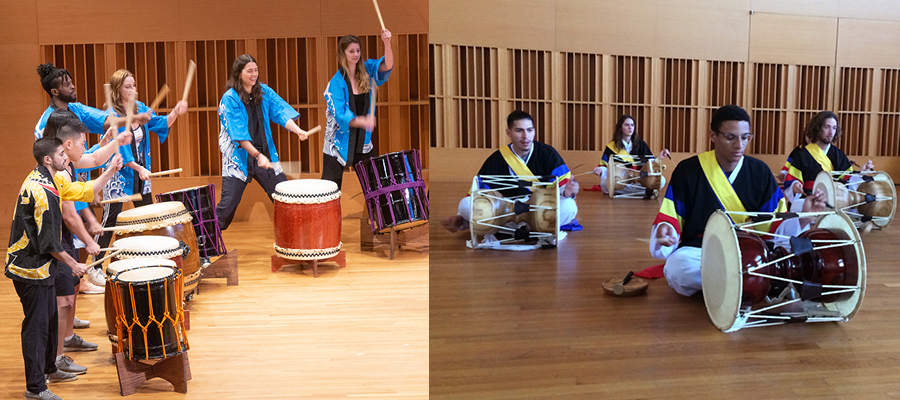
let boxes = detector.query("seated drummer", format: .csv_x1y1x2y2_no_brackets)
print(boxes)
781,111,874,210
592,115,670,195
442,110,579,232
650,105,826,296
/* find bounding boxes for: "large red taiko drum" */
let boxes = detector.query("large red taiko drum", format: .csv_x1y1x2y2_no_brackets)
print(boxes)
273,179,342,260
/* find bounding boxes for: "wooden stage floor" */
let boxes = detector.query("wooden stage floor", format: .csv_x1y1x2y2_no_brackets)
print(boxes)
0,217,429,399
430,180,900,399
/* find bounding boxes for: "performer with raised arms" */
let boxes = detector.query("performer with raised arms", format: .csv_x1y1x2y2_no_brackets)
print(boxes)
322,31,393,189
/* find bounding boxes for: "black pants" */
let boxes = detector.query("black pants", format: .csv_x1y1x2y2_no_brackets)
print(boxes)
14,280,58,394
94,180,153,260
216,157,287,231
322,152,374,190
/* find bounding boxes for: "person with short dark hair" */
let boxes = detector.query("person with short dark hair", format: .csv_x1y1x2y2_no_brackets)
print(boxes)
216,54,314,231
321,32,393,189
442,110,579,233
781,111,874,208
650,105,826,296
7,138,122,400
45,119,132,374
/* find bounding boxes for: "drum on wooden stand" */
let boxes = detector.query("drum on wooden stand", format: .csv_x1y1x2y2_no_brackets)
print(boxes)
701,210,866,332
813,170,896,230
105,257,180,352
110,261,188,360
105,236,185,351
114,202,200,298
355,150,429,234
607,156,666,199
273,179,342,261
469,175,559,249
156,184,227,259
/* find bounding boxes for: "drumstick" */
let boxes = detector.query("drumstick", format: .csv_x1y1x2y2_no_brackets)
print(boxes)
100,193,143,205
148,168,183,177
86,249,124,269
103,84,114,115
124,95,135,133
372,0,386,30
148,84,170,110
97,247,122,252
182,60,196,103
369,78,376,117
304,125,321,137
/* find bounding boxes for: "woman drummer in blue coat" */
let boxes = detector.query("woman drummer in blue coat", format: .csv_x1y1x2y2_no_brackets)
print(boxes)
94,69,188,256
322,30,393,189
216,54,313,230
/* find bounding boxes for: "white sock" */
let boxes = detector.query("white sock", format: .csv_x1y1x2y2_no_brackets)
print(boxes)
65,334,74,341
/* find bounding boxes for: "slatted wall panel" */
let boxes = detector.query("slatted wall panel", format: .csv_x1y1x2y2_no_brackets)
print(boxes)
706,61,746,152
562,52,600,151
44,42,179,174
751,63,788,154
509,49,551,144
794,65,831,146
611,55,650,150
879,68,900,157
445,45,498,149
836,67,873,156
430,44,441,150
660,58,699,153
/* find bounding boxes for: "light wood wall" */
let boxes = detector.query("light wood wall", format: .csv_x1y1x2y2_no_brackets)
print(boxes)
0,0,428,241
430,0,900,182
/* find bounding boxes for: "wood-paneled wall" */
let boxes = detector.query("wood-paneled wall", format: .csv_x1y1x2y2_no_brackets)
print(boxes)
430,0,900,182
0,0,428,241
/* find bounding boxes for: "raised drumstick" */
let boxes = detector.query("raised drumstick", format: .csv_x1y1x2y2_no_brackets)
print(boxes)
304,125,321,137
148,168,183,177
372,0,386,30
103,84,114,115
100,193,143,205
148,84,170,110
182,60,196,103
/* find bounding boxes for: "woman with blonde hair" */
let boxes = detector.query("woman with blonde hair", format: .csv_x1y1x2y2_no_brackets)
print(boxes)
322,30,393,189
94,69,188,257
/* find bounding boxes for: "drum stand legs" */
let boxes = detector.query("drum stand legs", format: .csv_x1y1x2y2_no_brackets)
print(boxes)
360,219,429,260
271,251,346,277
115,351,191,396
202,249,239,286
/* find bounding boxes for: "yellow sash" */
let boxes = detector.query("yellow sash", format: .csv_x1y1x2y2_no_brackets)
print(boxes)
499,145,538,183
699,151,748,224
606,141,634,163
805,143,834,173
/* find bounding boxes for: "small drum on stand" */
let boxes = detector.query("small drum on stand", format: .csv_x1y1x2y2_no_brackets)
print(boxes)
156,184,227,259
110,260,190,395
701,210,866,332
469,175,560,249
271,179,346,277
607,156,666,199
356,149,429,233
114,202,200,299
813,170,897,230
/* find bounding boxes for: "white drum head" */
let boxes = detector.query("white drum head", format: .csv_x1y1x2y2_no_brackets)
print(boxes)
113,235,180,252
116,265,176,282
606,158,618,199
107,258,176,278
816,212,866,319
871,171,896,227
273,179,340,204
118,202,185,219
813,171,836,210
701,210,742,331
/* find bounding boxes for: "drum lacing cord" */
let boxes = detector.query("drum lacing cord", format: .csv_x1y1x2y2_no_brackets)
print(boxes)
119,278,186,360
730,218,861,293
